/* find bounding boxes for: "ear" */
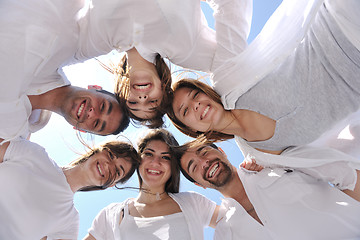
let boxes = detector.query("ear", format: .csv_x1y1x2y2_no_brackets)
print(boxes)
194,182,206,189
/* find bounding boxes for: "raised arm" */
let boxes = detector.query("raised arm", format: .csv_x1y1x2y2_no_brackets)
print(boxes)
208,0,253,70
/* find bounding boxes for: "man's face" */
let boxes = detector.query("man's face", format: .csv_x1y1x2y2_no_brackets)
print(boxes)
61,89,123,135
180,145,233,189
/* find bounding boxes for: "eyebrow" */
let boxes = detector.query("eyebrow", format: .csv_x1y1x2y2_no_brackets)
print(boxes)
145,148,171,155
196,146,206,155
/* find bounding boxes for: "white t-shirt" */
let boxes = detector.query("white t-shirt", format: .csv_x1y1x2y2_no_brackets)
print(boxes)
88,192,216,240
215,168,360,240
76,0,217,72
0,139,79,240
0,0,82,141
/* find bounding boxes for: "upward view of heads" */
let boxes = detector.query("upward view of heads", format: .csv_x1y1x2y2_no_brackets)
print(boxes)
69,140,140,191
114,53,173,129
137,128,180,193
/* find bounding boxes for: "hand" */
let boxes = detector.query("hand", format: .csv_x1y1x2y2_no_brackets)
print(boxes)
240,157,264,172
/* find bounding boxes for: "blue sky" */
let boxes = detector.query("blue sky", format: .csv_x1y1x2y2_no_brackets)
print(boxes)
30,0,281,239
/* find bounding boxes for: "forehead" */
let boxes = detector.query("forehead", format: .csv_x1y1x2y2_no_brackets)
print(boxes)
144,140,170,152
180,149,197,167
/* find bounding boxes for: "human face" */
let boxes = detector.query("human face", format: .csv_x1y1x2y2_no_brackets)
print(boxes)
180,145,233,189
126,69,162,120
172,87,224,132
61,89,123,135
139,140,172,190
83,149,133,188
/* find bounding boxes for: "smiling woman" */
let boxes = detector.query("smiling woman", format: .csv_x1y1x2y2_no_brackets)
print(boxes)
84,129,220,240
0,138,140,239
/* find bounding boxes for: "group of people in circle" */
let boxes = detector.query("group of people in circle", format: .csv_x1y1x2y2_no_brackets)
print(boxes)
1,0,360,239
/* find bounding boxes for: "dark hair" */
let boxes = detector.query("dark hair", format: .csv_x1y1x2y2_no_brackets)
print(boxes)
69,140,140,192
175,137,219,184
114,54,173,129
137,129,180,193
166,79,234,141
95,89,130,135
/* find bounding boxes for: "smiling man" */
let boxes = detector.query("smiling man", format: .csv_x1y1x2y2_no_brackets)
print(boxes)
177,141,360,240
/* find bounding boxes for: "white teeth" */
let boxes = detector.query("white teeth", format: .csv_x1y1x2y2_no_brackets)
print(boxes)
77,103,85,117
209,163,219,178
97,163,104,177
135,84,150,90
148,169,160,174
201,106,210,119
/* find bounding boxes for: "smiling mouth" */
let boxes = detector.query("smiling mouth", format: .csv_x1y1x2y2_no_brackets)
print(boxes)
77,100,86,119
134,83,151,90
147,169,161,175
97,162,105,177
201,106,210,120
207,162,219,179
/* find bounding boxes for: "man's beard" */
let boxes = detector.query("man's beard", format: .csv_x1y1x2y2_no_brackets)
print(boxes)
203,159,233,188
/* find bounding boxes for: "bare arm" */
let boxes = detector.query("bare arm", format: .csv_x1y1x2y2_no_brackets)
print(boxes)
343,169,360,202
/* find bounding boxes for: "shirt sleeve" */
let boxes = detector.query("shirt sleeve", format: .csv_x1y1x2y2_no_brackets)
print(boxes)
187,191,217,227
208,0,253,70
88,207,110,240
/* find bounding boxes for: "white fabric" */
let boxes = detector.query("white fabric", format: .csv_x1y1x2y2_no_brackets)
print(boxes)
121,211,190,240
76,0,217,72
211,0,324,109
215,168,360,240
236,136,360,190
0,139,79,240
0,0,82,141
88,191,216,240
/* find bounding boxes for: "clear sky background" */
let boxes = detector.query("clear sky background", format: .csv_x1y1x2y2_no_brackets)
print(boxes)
30,0,281,239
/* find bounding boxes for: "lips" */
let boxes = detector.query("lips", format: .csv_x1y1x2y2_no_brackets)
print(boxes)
96,162,105,178
146,168,162,175
200,105,210,120
134,83,152,91
76,100,86,119
207,162,219,179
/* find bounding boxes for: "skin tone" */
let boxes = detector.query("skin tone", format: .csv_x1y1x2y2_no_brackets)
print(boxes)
28,86,123,135
0,138,133,240
172,87,281,154
180,145,262,223
84,140,219,240
126,48,162,120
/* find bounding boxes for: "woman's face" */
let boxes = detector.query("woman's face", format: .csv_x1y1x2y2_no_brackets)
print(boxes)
83,149,132,188
139,140,172,189
172,87,225,132
126,69,162,120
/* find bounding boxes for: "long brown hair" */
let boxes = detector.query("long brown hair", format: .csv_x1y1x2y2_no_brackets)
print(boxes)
166,79,234,141
137,129,180,193
114,54,173,128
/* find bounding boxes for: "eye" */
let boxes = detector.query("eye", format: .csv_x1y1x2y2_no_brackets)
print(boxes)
144,152,153,157
94,119,99,128
193,91,199,99
128,101,137,105
192,164,197,173
108,151,114,160
150,100,158,104
115,167,121,177
100,102,105,112
162,155,171,161
183,107,188,116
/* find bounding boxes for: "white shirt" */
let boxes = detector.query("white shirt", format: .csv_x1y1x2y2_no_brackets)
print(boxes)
0,139,79,240
0,0,83,141
76,0,217,72
215,168,360,240
88,192,216,240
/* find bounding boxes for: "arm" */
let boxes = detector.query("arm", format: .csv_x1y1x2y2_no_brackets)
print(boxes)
209,205,220,228
0,139,9,163
208,0,253,70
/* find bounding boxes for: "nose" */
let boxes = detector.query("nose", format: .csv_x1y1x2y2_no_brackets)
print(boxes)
138,95,148,100
151,156,161,165
201,159,209,169
192,101,200,111
87,107,98,118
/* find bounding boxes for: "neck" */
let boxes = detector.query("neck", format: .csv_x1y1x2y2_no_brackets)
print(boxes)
127,47,156,70
62,165,87,193
28,86,70,113
136,186,168,204
214,110,246,137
